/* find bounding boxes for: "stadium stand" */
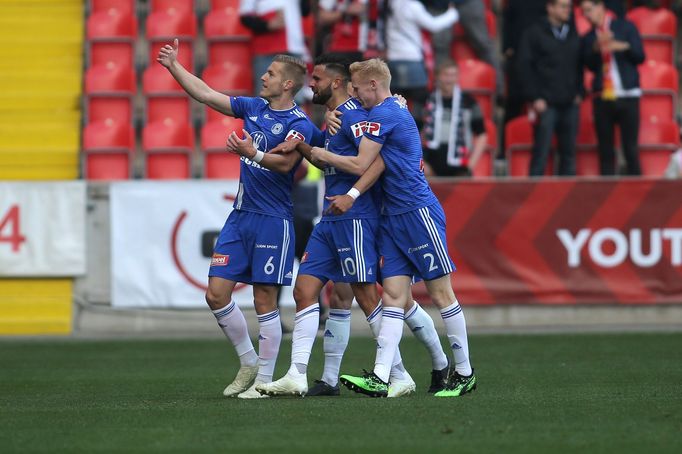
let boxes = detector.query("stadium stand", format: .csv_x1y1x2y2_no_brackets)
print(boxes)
458,58,496,121
201,116,244,179
639,60,679,122
627,6,676,64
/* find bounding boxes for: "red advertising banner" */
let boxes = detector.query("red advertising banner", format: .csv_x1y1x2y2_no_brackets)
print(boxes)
413,179,682,305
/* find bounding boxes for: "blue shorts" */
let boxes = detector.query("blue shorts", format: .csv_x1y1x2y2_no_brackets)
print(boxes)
379,203,456,281
298,218,379,284
209,210,295,286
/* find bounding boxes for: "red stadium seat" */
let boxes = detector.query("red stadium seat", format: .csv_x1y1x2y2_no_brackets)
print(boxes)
505,116,554,177
201,117,244,151
203,63,252,95
150,0,194,13
459,59,496,119
201,117,244,179
87,9,137,39
638,119,680,176
84,64,134,129
90,41,134,68
90,0,135,15
210,0,238,8
142,119,194,179
143,63,191,124
207,41,252,67
450,41,477,63
639,60,678,121
82,119,135,180
204,6,251,41
576,120,600,176
627,7,676,64
146,9,197,41
470,119,496,177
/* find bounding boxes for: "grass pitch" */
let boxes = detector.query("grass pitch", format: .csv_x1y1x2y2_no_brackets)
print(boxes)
1,333,681,453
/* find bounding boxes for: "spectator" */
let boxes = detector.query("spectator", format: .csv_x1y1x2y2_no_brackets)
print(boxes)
452,0,504,95
421,60,488,177
517,0,583,176
502,0,548,124
318,0,387,62
386,0,459,127
239,0,307,96
581,0,645,176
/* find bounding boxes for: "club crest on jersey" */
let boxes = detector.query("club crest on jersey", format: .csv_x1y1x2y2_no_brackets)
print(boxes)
286,130,305,142
251,131,268,151
211,254,229,266
351,121,367,138
271,123,284,134
363,121,381,136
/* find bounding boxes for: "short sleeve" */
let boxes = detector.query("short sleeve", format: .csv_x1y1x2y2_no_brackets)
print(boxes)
285,118,315,144
363,103,397,145
230,96,249,119
341,108,369,148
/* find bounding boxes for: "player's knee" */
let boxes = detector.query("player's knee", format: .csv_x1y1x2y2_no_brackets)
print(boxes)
428,286,456,308
205,288,224,310
293,285,316,310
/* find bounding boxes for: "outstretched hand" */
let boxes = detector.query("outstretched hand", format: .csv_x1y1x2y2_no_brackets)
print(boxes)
226,129,256,159
157,38,179,68
324,194,355,216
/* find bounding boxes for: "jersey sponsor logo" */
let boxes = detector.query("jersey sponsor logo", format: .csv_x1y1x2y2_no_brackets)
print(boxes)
408,243,429,254
249,116,258,121
255,243,279,249
271,123,284,134
323,167,337,176
251,131,268,151
351,121,367,138
364,121,380,136
211,253,229,266
264,113,273,120
285,130,305,142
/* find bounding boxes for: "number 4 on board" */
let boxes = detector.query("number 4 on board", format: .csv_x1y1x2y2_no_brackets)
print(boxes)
0,205,27,252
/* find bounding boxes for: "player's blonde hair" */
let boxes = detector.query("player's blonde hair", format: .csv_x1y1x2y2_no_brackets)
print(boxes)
349,58,392,88
273,54,307,94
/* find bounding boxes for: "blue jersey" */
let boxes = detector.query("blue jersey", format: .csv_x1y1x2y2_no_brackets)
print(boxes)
230,97,315,220
316,98,380,221
363,97,438,215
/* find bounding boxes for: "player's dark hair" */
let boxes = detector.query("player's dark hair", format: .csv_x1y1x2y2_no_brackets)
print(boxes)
314,53,352,82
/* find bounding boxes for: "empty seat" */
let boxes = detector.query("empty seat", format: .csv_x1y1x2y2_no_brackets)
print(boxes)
204,5,251,41
143,64,191,124
639,60,678,121
204,152,242,179
638,119,680,176
142,119,194,179
505,116,554,177
87,8,137,39
90,41,135,68
207,41,251,67
203,63,252,95
84,63,135,124
575,120,600,176
82,119,135,179
201,117,244,151
459,59,496,119
148,40,194,69
90,0,135,15
150,0,194,13
146,8,197,41
627,7,676,64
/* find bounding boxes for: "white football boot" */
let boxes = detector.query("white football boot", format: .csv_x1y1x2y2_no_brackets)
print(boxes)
256,372,308,397
237,381,270,399
388,370,417,398
223,365,258,397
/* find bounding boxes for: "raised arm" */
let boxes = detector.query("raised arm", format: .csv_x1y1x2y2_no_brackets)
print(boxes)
157,39,234,116
310,135,382,176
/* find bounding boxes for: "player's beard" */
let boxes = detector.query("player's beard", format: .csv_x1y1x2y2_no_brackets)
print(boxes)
312,84,332,105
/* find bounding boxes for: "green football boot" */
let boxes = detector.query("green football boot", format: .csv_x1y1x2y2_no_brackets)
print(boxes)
340,370,389,398
434,369,477,397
